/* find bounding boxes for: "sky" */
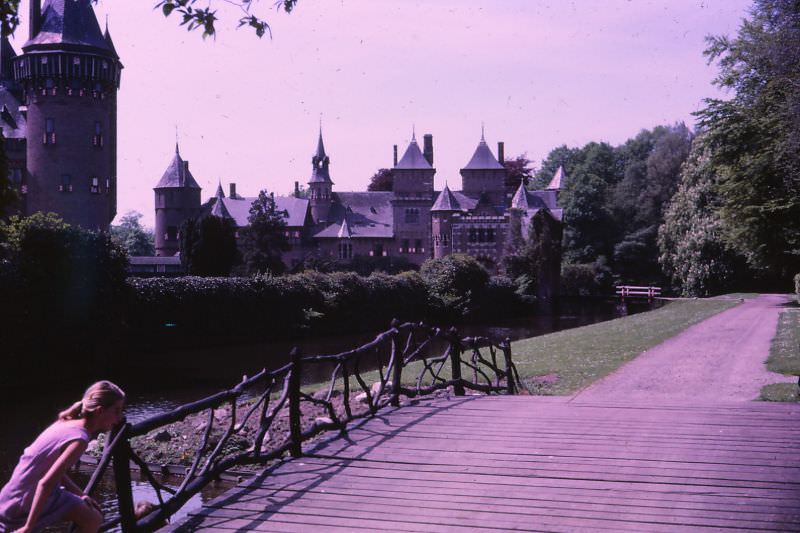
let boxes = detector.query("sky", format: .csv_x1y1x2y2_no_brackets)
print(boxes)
12,0,753,228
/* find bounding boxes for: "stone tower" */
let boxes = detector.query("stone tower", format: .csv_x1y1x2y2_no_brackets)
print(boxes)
13,0,123,230
308,130,333,225
154,144,201,257
391,131,436,263
430,184,460,259
460,130,506,211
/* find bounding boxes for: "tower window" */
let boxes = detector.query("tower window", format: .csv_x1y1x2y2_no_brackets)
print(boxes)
404,208,420,223
338,241,352,260
43,118,56,144
93,121,104,147
105,177,112,192
166,226,178,241
59,174,72,193
487,228,495,242
401,239,409,253
415,239,423,253
469,228,477,243
90,177,100,194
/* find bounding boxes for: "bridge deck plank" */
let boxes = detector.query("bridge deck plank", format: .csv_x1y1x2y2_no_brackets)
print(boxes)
167,396,800,532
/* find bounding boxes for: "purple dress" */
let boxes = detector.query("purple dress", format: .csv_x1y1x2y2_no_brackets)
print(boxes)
0,422,90,532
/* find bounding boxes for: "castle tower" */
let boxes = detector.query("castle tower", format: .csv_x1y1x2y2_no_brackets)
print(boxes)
460,129,507,209
391,131,436,263
430,184,461,259
154,144,201,256
13,0,123,230
308,130,333,224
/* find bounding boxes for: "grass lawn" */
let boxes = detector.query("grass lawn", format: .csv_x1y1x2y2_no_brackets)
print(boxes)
761,307,800,402
510,299,739,395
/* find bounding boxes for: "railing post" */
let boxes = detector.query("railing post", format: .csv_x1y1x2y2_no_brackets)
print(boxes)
449,327,465,396
501,337,516,395
390,319,402,407
288,347,303,458
111,423,136,532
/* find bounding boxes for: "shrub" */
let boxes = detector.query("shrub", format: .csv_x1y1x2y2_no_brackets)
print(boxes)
795,273,800,303
420,254,490,317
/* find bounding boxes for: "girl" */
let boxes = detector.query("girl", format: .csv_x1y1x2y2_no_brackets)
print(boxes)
0,381,125,533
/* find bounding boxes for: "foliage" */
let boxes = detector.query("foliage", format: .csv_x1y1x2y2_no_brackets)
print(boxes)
502,154,534,190
502,210,563,300
560,258,613,297
761,309,800,402
240,190,290,275
696,0,800,282
795,273,800,303
180,215,239,276
367,168,394,192
420,254,490,317
658,135,745,296
155,0,298,39
561,171,615,263
111,211,155,257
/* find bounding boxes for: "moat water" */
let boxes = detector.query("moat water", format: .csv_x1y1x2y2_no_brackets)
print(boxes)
0,297,660,529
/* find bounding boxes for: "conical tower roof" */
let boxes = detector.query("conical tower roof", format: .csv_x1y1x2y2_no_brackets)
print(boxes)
309,130,333,184
337,216,352,238
547,165,566,190
155,144,201,189
510,182,530,210
24,0,116,56
395,134,432,170
215,181,225,198
463,134,504,170
103,19,119,59
431,184,461,212
210,189,232,219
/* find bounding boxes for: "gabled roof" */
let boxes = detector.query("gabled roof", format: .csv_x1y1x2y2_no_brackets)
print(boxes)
209,185,231,218
431,184,462,212
463,137,504,170
395,136,432,170
0,87,26,138
206,195,309,228
547,165,566,190
314,192,394,239
155,145,202,189
337,217,352,238
24,0,115,55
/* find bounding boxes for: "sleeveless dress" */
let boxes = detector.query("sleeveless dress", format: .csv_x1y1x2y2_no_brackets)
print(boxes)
0,422,90,532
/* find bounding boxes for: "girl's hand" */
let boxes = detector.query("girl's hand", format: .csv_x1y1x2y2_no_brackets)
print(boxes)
81,494,101,512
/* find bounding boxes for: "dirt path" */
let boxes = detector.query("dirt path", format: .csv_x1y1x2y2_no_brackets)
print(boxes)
573,294,795,403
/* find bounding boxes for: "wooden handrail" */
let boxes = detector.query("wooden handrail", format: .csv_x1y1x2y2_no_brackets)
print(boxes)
89,320,521,532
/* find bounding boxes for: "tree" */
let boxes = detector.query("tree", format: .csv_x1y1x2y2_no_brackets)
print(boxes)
111,211,155,257
180,215,239,276
658,135,744,296
502,154,534,190
561,171,615,263
367,168,394,192
695,0,800,282
240,190,290,274
0,129,17,219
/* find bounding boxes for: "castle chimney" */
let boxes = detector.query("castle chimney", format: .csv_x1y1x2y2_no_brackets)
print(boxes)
294,181,300,197
497,142,505,164
423,134,434,166
29,0,41,40
229,183,237,198
393,145,398,167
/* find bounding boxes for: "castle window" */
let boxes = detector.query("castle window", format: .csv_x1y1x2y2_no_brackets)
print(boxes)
338,241,352,260
93,121,104,147
166,226,178,241
105,178,112,192
468,228,477,243
59,174,72,193
90,177,100,194
487,228,495,242
478,228,485,242
43,118,56,144
442,234,449,246
373,244,384,257
404,208,420,223
415,239,423,253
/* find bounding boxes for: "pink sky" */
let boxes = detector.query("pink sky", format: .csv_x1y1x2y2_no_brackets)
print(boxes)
12,0,752,228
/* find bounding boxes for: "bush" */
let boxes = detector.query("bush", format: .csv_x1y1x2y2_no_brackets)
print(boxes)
420,254,490,317
795,273,800,303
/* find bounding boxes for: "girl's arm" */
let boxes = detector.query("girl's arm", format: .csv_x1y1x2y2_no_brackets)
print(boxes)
19,440,87,532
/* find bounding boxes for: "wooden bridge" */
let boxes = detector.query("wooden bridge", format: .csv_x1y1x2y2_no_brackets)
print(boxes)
169,396,800,532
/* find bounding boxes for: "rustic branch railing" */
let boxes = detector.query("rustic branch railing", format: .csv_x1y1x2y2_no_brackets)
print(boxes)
83,320,521,532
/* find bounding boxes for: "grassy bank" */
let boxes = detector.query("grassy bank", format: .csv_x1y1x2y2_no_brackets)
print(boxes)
510,299,739,395
761,308,800,402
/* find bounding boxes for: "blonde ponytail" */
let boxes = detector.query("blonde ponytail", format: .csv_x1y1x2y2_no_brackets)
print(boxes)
58,400,84,421
58,381,125,421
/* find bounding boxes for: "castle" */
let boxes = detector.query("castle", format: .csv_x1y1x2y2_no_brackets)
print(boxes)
154,130,565,273
0,0,121,230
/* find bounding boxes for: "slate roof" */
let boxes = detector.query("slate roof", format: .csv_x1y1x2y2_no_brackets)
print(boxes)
103,23,119,59
210,187,232,219
155,145,202,189
511,183,553,211
24,0,115,55
309,131,332,184
431,184,462,212
204,195,310,228
463,138,504,170
314,191,394,239
547,165,566,190
395,137,432,170
0,87,26,138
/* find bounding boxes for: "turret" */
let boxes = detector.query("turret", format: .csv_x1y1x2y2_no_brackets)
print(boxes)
460,128,506,209
430,184,461,259
308,129,333,224
13,0,123,230
154,143,202,256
